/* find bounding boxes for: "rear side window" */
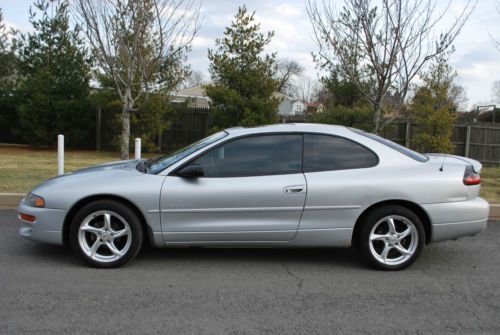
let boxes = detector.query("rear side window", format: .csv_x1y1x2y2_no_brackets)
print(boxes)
349,127,428,162
193,134,302,177
304,134,378,172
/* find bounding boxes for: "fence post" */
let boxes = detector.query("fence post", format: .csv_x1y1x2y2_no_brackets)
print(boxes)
464,126,471,158
135,138,141,160
157,131,162,154
405,121,411,148
96,106,101,151
57,134,64,175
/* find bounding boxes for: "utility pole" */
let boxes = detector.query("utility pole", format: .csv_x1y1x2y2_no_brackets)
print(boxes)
475,105,496,125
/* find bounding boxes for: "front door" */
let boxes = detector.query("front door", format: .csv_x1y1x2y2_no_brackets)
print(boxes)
160,134,306,242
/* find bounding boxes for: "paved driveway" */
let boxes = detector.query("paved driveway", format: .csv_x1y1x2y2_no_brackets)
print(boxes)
0,209,499,334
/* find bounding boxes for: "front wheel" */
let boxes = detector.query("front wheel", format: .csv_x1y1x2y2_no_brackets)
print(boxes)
358,206,425,270
70,200,143,268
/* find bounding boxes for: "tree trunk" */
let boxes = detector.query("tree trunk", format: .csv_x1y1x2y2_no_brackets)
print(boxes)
120,104,130,160
373,101,382,134
120,87,133,160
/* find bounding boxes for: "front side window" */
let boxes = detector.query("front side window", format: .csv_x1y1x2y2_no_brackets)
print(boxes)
304,134,378,172
147,131,227,174
192,134,303,177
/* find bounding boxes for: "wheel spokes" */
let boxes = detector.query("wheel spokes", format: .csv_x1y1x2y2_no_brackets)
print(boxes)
380,243,391,262
397,227,412,240
81,223,103,236
79,210,132,263
369,215,418,266
112,227,130,239
387,218,397,234
90,239,102,258
105,241,123,256
370,233,387,241
103,213,112,230
394,243,411,255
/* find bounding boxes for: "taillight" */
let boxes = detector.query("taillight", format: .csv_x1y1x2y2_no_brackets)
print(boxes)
463,165,480,185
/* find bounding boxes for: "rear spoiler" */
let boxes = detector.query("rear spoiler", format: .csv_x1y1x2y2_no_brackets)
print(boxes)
425,154,483,173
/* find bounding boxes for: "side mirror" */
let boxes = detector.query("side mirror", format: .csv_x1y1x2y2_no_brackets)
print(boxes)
177,164,204,178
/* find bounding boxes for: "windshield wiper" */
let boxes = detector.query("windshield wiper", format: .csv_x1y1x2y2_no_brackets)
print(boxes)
143,158,154,173
137,158,154,173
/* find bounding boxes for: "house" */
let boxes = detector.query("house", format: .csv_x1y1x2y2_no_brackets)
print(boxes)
275,92,306,116
304,102,324,114
171,85,210,108
171,86,307,116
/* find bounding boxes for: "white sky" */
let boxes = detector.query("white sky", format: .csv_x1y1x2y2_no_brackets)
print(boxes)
2,0,500,107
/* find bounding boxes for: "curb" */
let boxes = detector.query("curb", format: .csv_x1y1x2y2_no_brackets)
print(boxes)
0,193,25,210
491,204,500,220
1,193,499,220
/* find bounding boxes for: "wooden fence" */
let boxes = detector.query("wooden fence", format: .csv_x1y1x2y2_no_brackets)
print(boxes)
2,105,499,165
160,110,500,165
450,124,500,165
160,107,212,152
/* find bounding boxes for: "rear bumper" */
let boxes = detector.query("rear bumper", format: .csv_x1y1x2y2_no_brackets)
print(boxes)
18,200,66,245
422,197,490,242
431,218,488,243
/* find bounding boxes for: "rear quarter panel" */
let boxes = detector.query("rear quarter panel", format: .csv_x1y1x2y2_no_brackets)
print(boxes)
299,137,474,233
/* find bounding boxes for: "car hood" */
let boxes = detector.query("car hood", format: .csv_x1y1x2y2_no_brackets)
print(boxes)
70,159,141,175
31,159,143,193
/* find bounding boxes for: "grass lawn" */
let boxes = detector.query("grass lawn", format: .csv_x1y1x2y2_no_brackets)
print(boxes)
0,146,155,194
0,145,499,204
481,167,500,204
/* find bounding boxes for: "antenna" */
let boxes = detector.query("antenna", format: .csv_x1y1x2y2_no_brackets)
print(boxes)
439,154,447,172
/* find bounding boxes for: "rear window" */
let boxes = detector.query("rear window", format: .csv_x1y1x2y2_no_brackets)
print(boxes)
349,128,428,162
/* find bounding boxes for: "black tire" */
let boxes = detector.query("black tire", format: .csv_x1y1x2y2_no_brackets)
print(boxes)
70,200,143,268
357,205,425,271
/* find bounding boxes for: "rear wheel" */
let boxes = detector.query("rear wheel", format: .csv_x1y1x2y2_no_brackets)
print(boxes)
358,205,425,270
70,200,143,268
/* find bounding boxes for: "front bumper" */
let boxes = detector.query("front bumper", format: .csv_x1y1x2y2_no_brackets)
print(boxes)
422,197,490,243
18,200,67,245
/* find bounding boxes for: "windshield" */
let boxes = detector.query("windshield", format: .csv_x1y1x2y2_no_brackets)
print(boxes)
349,127,428,162
145,131,228,174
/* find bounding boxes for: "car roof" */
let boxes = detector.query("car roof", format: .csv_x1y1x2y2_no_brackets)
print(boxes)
224,123,348,135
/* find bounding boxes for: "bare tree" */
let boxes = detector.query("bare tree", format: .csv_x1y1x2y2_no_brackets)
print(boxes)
492,80,500,103
0,8,18,59
182,69,205,89
490,1,500,52
275,59,303,94
449,84,468,111
74,0,201,159
0,8,18,88
291,75,320,103
307,0,475,133
0,9,8,53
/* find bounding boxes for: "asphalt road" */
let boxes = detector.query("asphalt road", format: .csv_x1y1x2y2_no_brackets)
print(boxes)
0,210,499,334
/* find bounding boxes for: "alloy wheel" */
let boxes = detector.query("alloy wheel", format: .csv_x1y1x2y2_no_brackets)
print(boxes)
77,210,132,263
368,215,418,266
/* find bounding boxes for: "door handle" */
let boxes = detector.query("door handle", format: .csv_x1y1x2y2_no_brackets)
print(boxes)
283,185,306,194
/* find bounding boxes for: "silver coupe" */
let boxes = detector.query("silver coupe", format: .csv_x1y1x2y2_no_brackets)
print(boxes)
18,124,490,270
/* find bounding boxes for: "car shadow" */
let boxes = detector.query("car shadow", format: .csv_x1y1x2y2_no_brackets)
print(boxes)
16,242,367,269
136,245,367,269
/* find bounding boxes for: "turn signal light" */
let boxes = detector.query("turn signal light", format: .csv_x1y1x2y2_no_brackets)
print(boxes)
26,193,45,208
19,213,36,222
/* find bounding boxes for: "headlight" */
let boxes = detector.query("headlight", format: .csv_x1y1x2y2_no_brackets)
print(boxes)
26,193,45,208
